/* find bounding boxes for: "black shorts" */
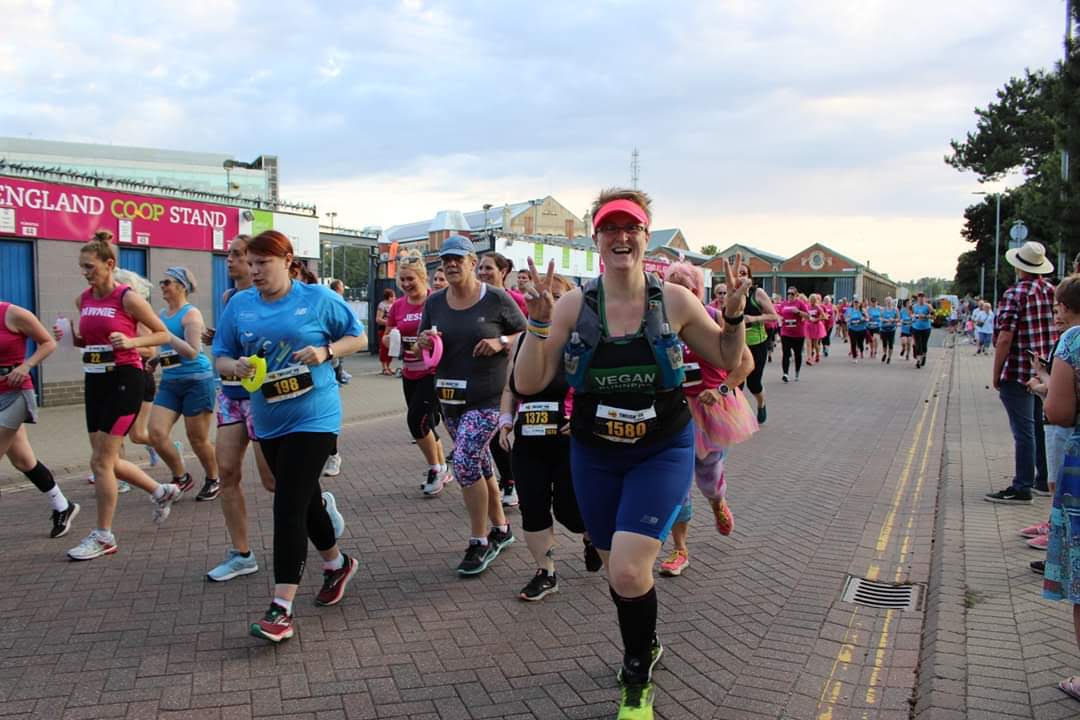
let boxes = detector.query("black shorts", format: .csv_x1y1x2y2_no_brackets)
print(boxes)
84,365,144,436
142,367,157,403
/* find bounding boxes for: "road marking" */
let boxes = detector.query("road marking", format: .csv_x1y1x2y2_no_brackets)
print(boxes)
817,357,944,719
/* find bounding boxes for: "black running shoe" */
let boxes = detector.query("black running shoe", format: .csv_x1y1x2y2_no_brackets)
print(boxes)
487,525,515,558
1031,560,1046,575
584,538,603,572
756,404,767,424
985,487,1033,505
519,569,558,601
456,540,494,576
174,473,195,493
50,502,80,539
196,478,221,501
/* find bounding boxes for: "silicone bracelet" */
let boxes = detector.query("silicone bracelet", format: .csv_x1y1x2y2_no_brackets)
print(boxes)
422,333,443,369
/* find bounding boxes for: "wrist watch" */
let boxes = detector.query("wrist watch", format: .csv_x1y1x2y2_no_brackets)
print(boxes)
499,335,510,348
718,384,731,397
326,344,335,360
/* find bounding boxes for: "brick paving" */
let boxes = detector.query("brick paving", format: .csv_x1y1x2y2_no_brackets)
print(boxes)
914,347,1080,720
2,338,1071,719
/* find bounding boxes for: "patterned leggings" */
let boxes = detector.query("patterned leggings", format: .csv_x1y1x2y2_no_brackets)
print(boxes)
677,449,727,524
443,408,499,487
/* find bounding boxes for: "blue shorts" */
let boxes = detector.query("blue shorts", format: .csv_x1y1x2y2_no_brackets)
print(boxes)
154,375,216,416
570,422,694,550
978,332,992,345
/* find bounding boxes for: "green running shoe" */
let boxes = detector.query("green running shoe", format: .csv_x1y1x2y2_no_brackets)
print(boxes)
617,680,654,720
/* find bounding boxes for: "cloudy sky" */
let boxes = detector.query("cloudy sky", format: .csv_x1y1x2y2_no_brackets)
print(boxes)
2,1,1070,280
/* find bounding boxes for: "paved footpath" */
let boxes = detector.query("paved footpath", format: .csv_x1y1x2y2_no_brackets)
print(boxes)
0,339,1076,719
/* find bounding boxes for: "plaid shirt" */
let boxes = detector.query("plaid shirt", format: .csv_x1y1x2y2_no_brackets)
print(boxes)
996,277,1056,384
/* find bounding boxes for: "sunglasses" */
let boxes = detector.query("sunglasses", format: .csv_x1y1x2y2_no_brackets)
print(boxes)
159,279,174,287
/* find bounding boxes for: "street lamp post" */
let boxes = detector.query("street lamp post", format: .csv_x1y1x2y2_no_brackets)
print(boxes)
973,191,1003,306
325,212,338,281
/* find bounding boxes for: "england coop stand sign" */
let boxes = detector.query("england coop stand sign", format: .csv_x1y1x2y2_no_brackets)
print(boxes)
0,176,239,251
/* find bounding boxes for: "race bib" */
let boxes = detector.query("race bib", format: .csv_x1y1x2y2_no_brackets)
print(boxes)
261,365,314,404
436,378,467,405
783,318,797,328
682,362,702,388
518,401,560,437
82,344,116,373
159,349,182,369
593,403,658,444
220,375,243,387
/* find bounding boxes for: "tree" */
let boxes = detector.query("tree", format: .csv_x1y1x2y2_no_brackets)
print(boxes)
699,244,718,257
947,7,1080,293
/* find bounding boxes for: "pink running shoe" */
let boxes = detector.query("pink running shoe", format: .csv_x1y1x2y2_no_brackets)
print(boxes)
1019,522,1050,539
1027,534,1049,550
658,549,689,577
711,499,734,536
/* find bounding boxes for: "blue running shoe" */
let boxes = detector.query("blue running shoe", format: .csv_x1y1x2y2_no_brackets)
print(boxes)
207,548,258,582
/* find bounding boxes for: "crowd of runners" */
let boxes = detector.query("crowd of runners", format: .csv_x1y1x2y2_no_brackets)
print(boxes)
1,189,942,720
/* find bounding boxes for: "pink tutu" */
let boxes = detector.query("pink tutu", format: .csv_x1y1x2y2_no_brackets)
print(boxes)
806,321,826,340
687,387,759,458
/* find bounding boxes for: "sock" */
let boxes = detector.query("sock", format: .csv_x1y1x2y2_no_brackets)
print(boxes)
23,461,57,494
152,485,167,500
470,536,489,546
439,464,448,474
238,550,252,558
430,464,441,473
46,485,69,512
610,585,657,670
273,597,293,614
323,554,345,571
94,528,115,543
492,523,509,534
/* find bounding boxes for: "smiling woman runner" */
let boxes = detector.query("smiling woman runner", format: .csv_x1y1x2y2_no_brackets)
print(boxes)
213,230,367,643
384,250,450,497
513,188,747,720
417,235,526,576
147,266,220,500
56,230,181,561
0,300,77,538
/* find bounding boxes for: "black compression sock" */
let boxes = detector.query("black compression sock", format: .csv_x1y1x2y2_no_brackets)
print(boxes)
610,585,657,665
23,461,56,493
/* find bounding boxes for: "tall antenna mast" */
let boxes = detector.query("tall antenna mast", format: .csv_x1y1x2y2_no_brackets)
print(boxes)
630,147,640,189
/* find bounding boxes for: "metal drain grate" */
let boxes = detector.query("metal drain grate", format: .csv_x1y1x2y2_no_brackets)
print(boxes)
841,576,923,611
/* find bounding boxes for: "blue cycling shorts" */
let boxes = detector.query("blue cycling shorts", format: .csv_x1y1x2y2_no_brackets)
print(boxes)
570,422,694,550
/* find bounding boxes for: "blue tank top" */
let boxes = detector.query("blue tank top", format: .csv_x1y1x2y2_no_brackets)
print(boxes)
159,304,213,379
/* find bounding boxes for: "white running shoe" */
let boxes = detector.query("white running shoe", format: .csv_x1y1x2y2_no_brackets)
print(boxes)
322,491,345,538
68,530,117,561
153,483,181,524
502,486,519,508
421,468,445,497
323,453,342,477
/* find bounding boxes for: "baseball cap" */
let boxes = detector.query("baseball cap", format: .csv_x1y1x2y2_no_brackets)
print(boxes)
439,234,473,257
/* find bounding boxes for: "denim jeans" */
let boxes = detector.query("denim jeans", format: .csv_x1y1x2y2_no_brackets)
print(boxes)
998,381,1048,492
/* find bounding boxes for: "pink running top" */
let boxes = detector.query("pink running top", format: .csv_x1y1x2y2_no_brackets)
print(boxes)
386,295,432,380
681,306,729,397
779,299,809,338
0,302,33,391
78,285,142,369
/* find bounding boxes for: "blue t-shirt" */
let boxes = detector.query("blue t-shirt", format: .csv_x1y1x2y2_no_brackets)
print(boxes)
159,304,213,379
880,308,899,331
912,303,932,331
867,307,882,329
900,308,913,333
212,281,364,439
846,308,867,331
218,287,250,401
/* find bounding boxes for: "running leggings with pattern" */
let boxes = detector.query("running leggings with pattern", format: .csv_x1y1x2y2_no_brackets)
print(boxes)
443,408,499,487
912,328,931,357
258,431,338,585
849,329,866,356
512,434,584,534
781,335,804,375
745,340,768,395
402,375,440,440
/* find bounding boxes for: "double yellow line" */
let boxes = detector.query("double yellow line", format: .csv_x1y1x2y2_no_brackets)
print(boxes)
816,361,944,719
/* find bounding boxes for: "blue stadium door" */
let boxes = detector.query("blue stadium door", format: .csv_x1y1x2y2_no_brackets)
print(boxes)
212,254,234,327
118,247,147,277
0,239,39,396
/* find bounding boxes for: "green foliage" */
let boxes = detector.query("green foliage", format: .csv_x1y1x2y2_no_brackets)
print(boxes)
947,18,1080,295
699,244,719,257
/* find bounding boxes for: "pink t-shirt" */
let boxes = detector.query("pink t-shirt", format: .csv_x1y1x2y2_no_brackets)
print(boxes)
386,295,431,380
779,300,809,338
823,303,835,328
0,303,33,392
79,285,142,368
681,306,729,396
507,289,528,318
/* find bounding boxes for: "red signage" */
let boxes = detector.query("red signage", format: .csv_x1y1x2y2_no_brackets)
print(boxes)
643,255,671,277
0,176,239,251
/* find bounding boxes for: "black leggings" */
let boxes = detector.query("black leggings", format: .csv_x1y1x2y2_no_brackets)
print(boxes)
849,329,866,356
746,341,768,395
781,336,804,375
258,432,338,585
402,375,441,440
822,329,832,347
512,434,584,534
491,436,514,491
913,328,931,357
880,330,896,351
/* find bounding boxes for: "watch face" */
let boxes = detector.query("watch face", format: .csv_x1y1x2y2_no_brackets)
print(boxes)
719,384,730,396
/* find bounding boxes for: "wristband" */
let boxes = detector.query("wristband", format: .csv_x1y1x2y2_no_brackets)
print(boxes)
498,413,514,429
527,318,551,327
528,329,549,340
723,314,745,325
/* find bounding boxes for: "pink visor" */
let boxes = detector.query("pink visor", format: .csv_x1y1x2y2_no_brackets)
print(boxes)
593,199,649,230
